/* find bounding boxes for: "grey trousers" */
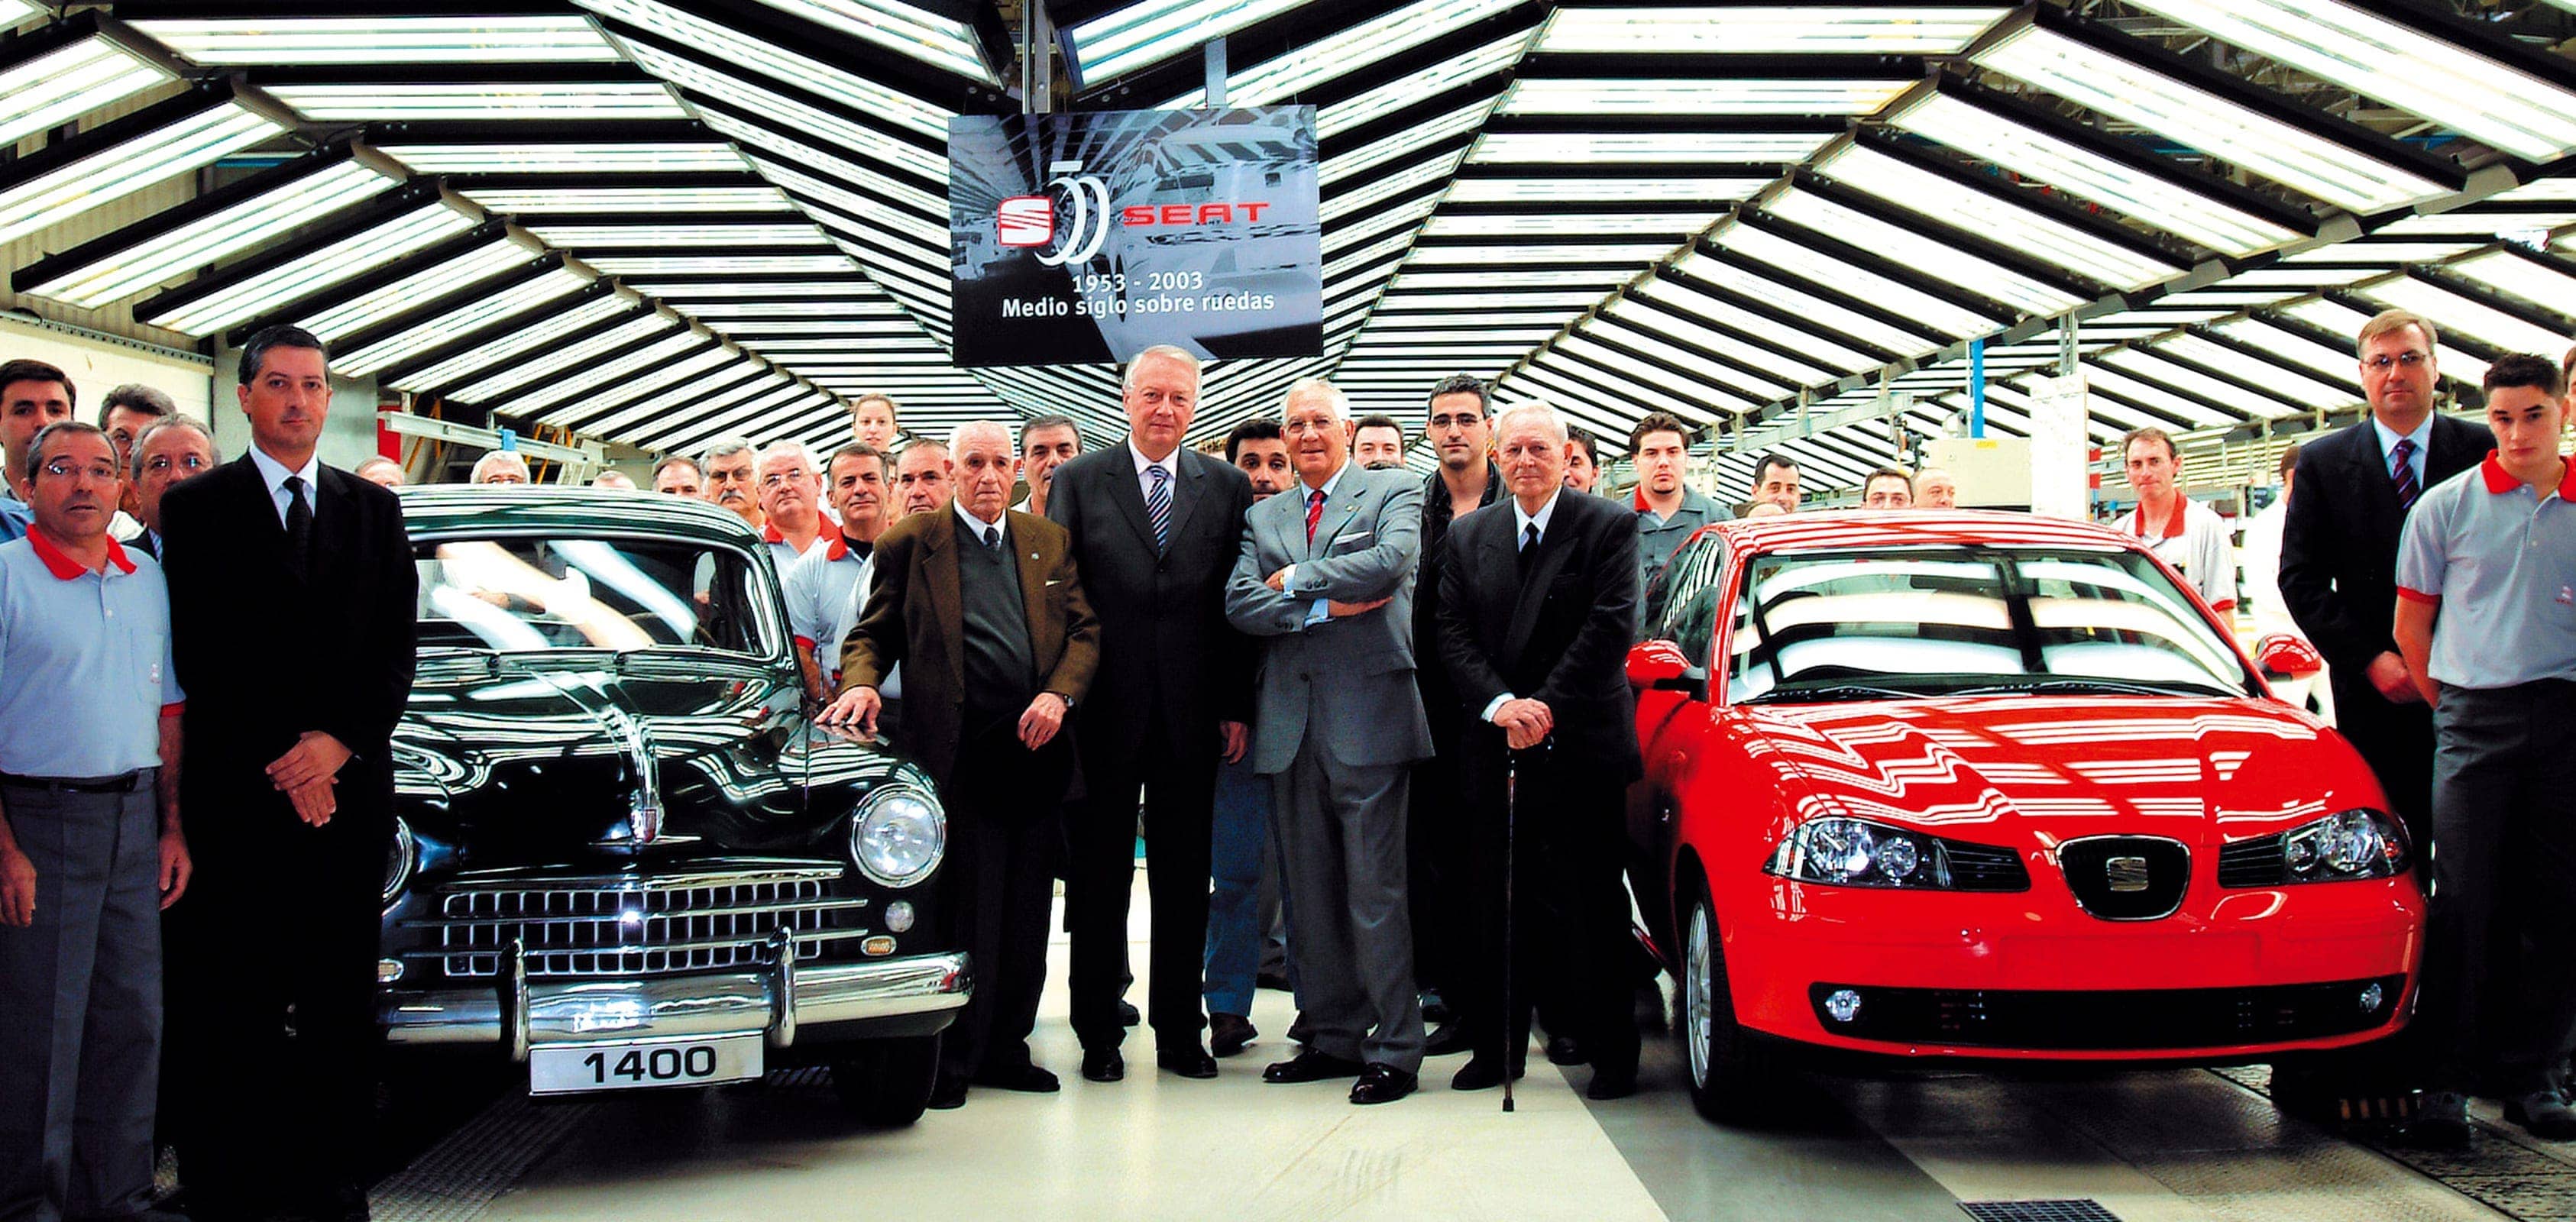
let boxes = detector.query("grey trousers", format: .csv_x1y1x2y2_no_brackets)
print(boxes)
0,781,163,1222
1270,741,1424,1074
2423,681,2576,1099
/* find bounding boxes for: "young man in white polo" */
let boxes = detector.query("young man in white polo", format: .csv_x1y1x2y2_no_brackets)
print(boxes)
2393,352,2576,1147
2118,425,2236,615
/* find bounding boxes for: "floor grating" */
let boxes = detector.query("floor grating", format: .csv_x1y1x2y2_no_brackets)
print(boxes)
2209,1065,2576,1221
1960,1201,2121,1222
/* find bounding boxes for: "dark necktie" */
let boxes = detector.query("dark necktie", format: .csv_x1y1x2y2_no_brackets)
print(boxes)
982,525,1002,551
1145,464,1172,551
2390,437,2421,512
282,474,313,574
1517,521,1540,578
1305,487,1325,544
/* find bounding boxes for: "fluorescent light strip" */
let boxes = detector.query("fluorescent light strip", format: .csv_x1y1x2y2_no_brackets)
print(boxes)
1765,189,2089,315
380,143,748,174
1320,100,1497,187
1466,129,1833,163
739,0,992,84
2379,210,2576,236
2280,240,2477,264
1368,311,1573,328
688,302,907,318
1814,144,2184,289
385,296,637,393
636,385,818,450
624,43,947,183
2206,317,2369,383
2083,366,2250,425
2148,334,2350,409
1421,211,1722,238
265,82,686,121
585,255,857,275
1601,296,1842,382
580,370,790,438
1067,0,1311,84
1311,31,1537,138
1584,322,1791,398
1972,24,2446,214
536,344,743,424
1445,176,1766,204
2359,276,2576,356
736,335,931,350
463,186,791,214
1325,196,1440,255
0,35,169,150
26,160,391,307
453,312,679,402
495,331,710,415
335,269,594,376
738,141,942,238
1325,233,1419,281
1672,248,1940,358
1502,77,1911,116
1886,92,2299,257
644,282,905,305
528,223,830,247
1167,0,1526,110
1718,218,2014,335
578,0,954,138
130,16,621,64
1390,269,1626,289
1370,289,1604,310
2102,348,2312,415
0,2,37,25
689,320,882,335
2446,250,2576,316
1538,7,2011,54
1406,241,1675,263
0,104,283,245
298,241,534,341
1321,153,1461,225
141,204,476,335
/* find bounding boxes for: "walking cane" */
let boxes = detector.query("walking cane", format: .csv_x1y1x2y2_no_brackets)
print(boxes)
1503,745,1519,1114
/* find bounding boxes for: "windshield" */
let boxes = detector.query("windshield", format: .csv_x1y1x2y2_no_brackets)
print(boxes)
1727,545,2254,704
413,535,778,658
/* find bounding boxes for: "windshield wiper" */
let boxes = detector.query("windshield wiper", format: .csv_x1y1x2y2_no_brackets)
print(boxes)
1747,682,1924,704
1953,677,2239,698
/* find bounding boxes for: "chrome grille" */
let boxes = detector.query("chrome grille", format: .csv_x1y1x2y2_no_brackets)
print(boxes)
436,876,840,978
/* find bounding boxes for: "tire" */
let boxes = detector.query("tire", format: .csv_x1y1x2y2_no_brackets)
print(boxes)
1675,881,1769,1123
830,1034,942,1127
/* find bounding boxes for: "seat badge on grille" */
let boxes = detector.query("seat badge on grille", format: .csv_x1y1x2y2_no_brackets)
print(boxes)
2105,855,2151,893
629,795,662,845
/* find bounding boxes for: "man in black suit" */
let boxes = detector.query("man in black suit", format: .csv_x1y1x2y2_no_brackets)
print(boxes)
160,325,418,1222
2280,308,2487,845
1045,344,1255,1082
1436,401,1643,1101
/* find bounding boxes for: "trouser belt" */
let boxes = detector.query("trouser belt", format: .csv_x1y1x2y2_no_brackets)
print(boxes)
0,768,153,794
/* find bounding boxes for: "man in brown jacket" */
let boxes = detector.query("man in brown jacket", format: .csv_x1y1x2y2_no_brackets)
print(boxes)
824,419,1100,1109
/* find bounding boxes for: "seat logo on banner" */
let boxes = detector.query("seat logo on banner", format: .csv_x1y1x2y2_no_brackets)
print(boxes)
996,163,1114,268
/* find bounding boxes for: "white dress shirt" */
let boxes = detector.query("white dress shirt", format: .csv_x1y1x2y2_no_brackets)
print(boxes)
1482,491,1565,723
2372,413,2435,490
954,498,1007,545
1129,439,1180,505
247,445,321,530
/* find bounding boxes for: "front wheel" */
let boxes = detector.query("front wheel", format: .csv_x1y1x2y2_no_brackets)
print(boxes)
830,1034,942,1127
1677,883,1770,1123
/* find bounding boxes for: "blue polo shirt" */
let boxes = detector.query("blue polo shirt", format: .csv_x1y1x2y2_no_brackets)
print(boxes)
2396,451,2576,690
0,528,183,777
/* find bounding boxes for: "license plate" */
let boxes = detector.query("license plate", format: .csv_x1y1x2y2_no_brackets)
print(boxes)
529,1033,764,1095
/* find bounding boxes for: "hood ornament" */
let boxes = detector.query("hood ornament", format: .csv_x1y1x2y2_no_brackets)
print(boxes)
588,693,694,849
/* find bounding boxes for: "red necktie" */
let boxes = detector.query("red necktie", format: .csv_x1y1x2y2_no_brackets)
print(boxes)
1305,487,1325,544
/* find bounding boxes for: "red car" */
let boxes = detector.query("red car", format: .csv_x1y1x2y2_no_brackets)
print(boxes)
1626,511,2422,1121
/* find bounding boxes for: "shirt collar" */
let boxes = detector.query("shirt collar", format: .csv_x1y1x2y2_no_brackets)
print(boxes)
26,523,135,580
954,499,1006,537
247,444,319,498
2130,496,2191,539
1129,439,1179,477
1297,461,1350,502
2477,449,2576,500
2372,413,2435,463
1633,483,1704,522
1513,490,1565,538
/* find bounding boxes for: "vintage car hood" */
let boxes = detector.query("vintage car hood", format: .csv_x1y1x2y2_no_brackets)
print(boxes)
391,658,820,857
1738,695,2387,849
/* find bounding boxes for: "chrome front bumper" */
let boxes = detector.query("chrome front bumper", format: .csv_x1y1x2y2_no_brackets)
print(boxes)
380,938,971,1058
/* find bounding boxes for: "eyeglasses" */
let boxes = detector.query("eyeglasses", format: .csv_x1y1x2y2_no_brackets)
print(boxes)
2364,351,2430,372
40,459,119,480
142,452,210,476
1427,413,1484,432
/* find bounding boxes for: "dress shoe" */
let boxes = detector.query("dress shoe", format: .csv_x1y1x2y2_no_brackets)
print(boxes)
1286,1012,1313,1046
1351,1063,1419,1105
1209,1012,1258,1057
927,1074,969,1110
2510,1090,2576,1140
1422,1023,1469,1056
1264,1049,1365,1084
1585,1065,1639,1100
2407,1090,2474,1149
1080,1047,1125,1082
971,1063,1061,1093
1157,1045,1219,1078
1546,1035,1588,1066
1118,1001,1141,1026
1449,1056,1526,1091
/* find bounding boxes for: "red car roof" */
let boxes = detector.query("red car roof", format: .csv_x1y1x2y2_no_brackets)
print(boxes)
1709,509,2141,554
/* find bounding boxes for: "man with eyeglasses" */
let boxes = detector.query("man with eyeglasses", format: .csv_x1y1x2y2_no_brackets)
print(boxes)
2280,308,2487,849
126,415,220,561
754,440,830,569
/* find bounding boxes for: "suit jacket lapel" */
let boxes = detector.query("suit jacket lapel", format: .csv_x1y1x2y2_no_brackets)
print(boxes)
1105,454,1160,553
1503,512,1575,664
1167,451,1210,543
920,513,966,694
1306,474,1367,562
2352,422,2403,542
228,456,296,580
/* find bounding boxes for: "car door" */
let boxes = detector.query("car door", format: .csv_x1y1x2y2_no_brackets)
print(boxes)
1627,529,1727,950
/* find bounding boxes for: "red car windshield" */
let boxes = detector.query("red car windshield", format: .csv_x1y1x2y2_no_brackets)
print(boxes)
1727,546,2254,704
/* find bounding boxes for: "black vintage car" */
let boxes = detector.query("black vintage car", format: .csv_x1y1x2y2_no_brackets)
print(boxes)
374,487,963,1125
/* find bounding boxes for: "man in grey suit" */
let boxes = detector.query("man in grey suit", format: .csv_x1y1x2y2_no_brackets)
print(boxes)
1225,378,1432,1104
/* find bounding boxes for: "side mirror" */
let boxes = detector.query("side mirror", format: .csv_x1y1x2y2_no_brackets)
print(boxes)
2255,633,2322,681
1627,640,1704,698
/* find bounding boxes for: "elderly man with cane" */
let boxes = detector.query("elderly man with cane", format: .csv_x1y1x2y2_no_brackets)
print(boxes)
1435,400,1644,1101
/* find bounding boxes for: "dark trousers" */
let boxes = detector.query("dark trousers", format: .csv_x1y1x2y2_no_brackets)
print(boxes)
938,724,1073,1084
167,780,389,1219
2332,671,2438,850
1454,739,1640,1075
1406,710,1470,1000
1067,711,1215,1050
0,780,163,1222
2423,681,2576,1099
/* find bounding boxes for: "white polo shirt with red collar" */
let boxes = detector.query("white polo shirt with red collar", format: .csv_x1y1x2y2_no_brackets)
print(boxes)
2115,494,2236,613
0,528,183,777
2396,451,2576,690
781,527,901,698
760,520,827,573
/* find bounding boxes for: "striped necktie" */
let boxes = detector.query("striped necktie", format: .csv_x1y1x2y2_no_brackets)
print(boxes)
1145,464,1172,551
2390,437,2421,512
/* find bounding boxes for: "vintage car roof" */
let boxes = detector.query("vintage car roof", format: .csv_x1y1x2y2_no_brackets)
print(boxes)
393,486,766,548
1709,509,2146,555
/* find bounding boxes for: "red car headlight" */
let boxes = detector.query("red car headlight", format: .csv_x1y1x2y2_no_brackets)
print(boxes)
2217,809,2409,886
1763,817,2028,891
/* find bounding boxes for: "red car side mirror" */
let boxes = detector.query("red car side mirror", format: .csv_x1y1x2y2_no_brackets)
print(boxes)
1628,640,1702,698
2255,633,2322,680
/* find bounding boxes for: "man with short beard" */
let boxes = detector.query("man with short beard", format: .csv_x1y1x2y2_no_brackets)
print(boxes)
1630,412,1725,591
700,438,762,529
755,440,830,569
895,440,952,520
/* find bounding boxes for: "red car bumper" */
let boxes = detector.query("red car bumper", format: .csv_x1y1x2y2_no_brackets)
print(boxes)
1718,876,2422,1061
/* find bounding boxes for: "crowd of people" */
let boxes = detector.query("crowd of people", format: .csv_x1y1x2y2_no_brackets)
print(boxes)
2,303,2573,1220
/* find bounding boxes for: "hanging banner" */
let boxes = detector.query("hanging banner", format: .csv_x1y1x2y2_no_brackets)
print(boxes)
947,106,1322,368
2026,372,2092,519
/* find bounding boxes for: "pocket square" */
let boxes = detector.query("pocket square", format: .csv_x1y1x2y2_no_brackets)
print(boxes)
1045,578,1064,586
1334,530,1372,543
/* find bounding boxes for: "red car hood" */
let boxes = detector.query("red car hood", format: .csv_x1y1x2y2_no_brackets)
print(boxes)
1738,695,2390,852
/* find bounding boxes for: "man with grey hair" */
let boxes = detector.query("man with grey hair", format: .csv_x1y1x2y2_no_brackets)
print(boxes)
755,439,830,568
127,415,219,561
895,439,952,521
700,438,762,529
1226,378,1432,1103
469,450,529,486
354,456,405,490
1047,342,1254,1083
1436,399,1643,1100
591,470,636,490
1015,413,1081,517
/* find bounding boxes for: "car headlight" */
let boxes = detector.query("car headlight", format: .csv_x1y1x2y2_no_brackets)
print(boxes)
850,784,945,887
384,817,416,910
2220,808,2409,886
1766,817,1955,889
